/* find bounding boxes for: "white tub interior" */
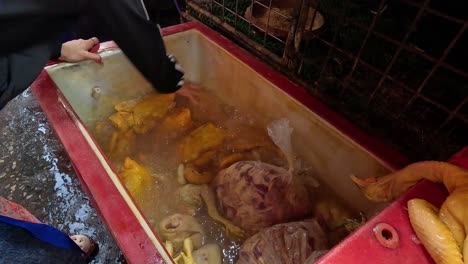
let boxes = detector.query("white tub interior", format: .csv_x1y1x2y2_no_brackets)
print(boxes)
46,28,390,219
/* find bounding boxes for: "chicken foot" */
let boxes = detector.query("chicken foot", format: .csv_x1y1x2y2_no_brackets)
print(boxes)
166,238,196,264
199,185,246,238
166,237,222,264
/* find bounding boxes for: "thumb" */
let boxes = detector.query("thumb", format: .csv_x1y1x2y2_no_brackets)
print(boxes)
80,51,102,63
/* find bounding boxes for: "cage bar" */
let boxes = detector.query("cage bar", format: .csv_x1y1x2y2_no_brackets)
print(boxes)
401,21,468,117
367,0,430,105
184,0,468,160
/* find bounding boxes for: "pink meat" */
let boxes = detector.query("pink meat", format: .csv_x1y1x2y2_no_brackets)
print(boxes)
213,161,313,235
236,219,328,264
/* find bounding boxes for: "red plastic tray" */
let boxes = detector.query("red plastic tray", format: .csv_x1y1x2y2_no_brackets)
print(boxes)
31,21,467,263
317,146,468,264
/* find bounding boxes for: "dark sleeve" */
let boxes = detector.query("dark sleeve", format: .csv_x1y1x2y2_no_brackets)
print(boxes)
0,0,183,104
0,41,55,110
90,0,185,93
0,0,78,110
50,41,63,60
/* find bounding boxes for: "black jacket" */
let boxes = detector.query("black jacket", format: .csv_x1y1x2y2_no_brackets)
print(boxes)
0,0,184,110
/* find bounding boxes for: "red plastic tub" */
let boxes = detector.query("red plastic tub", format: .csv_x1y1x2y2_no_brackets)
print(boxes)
31,21,467,263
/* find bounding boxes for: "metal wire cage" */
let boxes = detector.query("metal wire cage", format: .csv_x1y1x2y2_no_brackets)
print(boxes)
181,0,467,161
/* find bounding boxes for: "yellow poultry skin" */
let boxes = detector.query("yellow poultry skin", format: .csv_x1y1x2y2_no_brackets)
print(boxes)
107,93,176,160
108,93,175,134
132,93,175,134
177,123,227,163
156,108,192,139
119,157,153,203
108,130,136,161
351,161,468,264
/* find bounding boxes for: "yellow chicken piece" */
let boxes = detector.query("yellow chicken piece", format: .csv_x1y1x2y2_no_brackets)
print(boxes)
351,161,468,264
178,124,275,185
114,99,138,112
107,93,176,160
119,157,153,202
109,130,136,161
132,93,175,134
109,111,135,132
178,123,227,162
158,108,192,138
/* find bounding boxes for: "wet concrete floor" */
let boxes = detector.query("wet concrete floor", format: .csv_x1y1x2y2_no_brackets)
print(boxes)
0,89,125,263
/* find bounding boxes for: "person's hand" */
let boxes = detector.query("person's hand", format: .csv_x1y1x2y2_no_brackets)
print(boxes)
176,82,201,104
59,37,102,63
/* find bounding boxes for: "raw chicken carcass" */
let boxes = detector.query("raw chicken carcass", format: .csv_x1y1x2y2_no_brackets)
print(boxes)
213,119,313,235
214,161,312,235
352,161,468,264
236,219,328,264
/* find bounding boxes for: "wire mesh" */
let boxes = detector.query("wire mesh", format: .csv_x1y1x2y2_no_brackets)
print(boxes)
183,0,468,161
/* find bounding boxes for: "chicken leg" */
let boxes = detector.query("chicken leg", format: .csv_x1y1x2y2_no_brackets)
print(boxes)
199,185,245,238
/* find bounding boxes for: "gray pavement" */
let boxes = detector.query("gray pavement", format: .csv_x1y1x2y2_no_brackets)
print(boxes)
0,89,125,264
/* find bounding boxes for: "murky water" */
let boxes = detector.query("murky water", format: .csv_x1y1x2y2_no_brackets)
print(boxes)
91,88,360,263
0,89,124,264
91,89,271,264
